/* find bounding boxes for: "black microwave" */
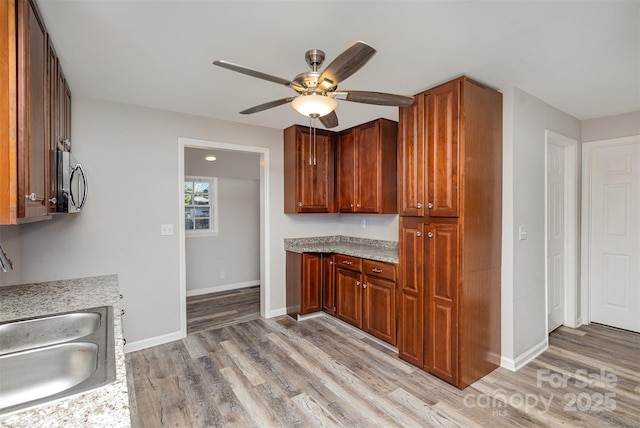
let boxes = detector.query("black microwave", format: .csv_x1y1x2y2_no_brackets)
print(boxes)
56,148,88,213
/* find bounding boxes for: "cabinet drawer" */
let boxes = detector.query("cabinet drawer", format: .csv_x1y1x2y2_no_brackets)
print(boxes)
335,254,362,272
363,259,396,282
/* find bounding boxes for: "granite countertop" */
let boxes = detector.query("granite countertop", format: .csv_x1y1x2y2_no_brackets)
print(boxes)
0,275,131,427
284,235,399,264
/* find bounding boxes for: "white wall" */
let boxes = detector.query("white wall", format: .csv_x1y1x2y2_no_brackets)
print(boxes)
501,87,581,369
581,111,640,143
0,97,398,347
184,148,261,295
185,178,260,294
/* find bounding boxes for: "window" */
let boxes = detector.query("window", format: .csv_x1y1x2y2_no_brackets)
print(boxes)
184,176,218,236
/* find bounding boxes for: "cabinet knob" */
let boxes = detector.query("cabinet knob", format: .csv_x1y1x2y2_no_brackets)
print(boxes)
298,202,303,207
25,193,44,202
48,197,57,204
428,232,434,238
416,203,422,209
356,281,360,286
350,203,354,208
416,231,422,237
356,203,361,208
363,283,367,289
428,202,434,209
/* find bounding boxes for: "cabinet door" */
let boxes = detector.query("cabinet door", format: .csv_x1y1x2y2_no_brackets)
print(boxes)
427,80,460,218
335,267,362,328
300,253,322,315
322,254,335,315
46,39,57,211
398,93,426,216
58,68,71,147
355,120,380,213
363,275,396,345
298,130,334,213
17,0,48,219
337,129,356,212
426,222,460,384
397,217,425,367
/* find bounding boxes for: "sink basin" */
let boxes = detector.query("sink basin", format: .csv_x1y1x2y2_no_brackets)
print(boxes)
0,342,98,410
0,312,100,355
0,306,115,414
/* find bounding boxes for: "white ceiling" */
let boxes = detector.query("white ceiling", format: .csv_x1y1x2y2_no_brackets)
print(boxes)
37,0,639,131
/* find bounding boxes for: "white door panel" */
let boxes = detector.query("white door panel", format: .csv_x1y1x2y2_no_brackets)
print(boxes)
589,142,640,332
547,142,565,332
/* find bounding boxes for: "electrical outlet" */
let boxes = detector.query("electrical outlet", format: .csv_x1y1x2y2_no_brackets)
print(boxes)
160,224,174,236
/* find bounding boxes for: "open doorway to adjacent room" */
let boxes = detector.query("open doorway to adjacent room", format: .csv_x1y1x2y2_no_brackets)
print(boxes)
178,138,270,337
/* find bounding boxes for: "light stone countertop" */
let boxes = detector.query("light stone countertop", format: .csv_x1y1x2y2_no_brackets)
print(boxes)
284,235,399,264
0,275,131,427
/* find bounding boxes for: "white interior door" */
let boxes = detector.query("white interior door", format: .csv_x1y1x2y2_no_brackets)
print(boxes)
547,142,565,332
589,141,640,332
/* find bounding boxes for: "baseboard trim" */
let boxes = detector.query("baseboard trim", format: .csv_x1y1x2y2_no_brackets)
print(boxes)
124,330,184,353
266,307,287,318
500,337,548,372
186,280,260,297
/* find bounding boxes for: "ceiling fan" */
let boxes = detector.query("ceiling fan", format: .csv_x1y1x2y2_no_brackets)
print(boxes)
212,41,414,129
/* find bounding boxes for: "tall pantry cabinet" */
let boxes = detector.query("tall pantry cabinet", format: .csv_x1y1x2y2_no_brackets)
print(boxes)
397,77,502,389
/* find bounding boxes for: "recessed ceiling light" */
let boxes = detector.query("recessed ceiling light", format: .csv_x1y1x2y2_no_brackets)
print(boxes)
205,155,217,161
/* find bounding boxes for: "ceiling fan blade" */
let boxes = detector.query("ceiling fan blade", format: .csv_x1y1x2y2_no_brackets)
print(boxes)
240,97,296,114
319,111,339,128
317,41,376,91
213,60,305,92
336,90,414,107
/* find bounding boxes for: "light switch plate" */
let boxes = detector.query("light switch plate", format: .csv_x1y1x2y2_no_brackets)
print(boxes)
160,224,174,236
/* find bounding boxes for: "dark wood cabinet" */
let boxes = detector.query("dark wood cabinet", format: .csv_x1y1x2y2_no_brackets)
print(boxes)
321,254,336,316
286,252,322,318
1,0,71,225
398,217,425,366
397,76,502,389
334,254,363,327
337,119,398,214
362,259,397,345
284,125,335,214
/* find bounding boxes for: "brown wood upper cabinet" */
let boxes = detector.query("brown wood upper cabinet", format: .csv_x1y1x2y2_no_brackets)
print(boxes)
1,0,71,225
337,119,397,214
284,125,335,214
398,80,460,217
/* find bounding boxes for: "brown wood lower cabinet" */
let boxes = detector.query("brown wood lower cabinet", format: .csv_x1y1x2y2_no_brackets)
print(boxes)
287,251,398,346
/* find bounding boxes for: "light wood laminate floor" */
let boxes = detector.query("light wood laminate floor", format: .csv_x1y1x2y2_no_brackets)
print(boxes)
186,286,260,334
126,314,639,427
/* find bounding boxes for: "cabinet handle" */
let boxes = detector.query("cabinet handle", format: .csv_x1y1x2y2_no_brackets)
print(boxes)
342,260,353,265
416,231,422,237
121,309,126,316
298,201,303,207
356,203,361,208
363,283,367,289
428,232,434,238
25,193,44,202
48,197,57,204
428,202,434,209
356,281,360,286
372,268,383,273
350,203,354,208
416,203,422,209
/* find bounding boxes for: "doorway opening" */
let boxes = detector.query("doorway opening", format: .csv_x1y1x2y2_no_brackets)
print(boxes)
545,130,578,333
177,138,270,338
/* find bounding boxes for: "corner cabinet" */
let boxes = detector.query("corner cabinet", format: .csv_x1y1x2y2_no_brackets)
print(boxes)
397,76,502,389
337,119,397,213
1,0,71,225
284,125,335,214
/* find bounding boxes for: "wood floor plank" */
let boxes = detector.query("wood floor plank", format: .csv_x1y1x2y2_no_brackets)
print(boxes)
128,287,640,428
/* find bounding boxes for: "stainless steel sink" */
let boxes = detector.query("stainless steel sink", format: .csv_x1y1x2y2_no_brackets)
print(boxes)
0,306,115,414
0,312,101,355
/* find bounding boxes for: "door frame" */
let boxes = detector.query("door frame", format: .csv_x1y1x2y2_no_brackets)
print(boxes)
544,130,579,332
177,137,270,339
581,135,640,327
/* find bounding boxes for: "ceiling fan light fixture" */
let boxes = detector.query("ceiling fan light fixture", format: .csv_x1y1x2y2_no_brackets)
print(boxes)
291,93,337,118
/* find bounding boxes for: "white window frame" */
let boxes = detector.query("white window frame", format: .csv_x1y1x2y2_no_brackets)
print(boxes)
184,176,218,237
